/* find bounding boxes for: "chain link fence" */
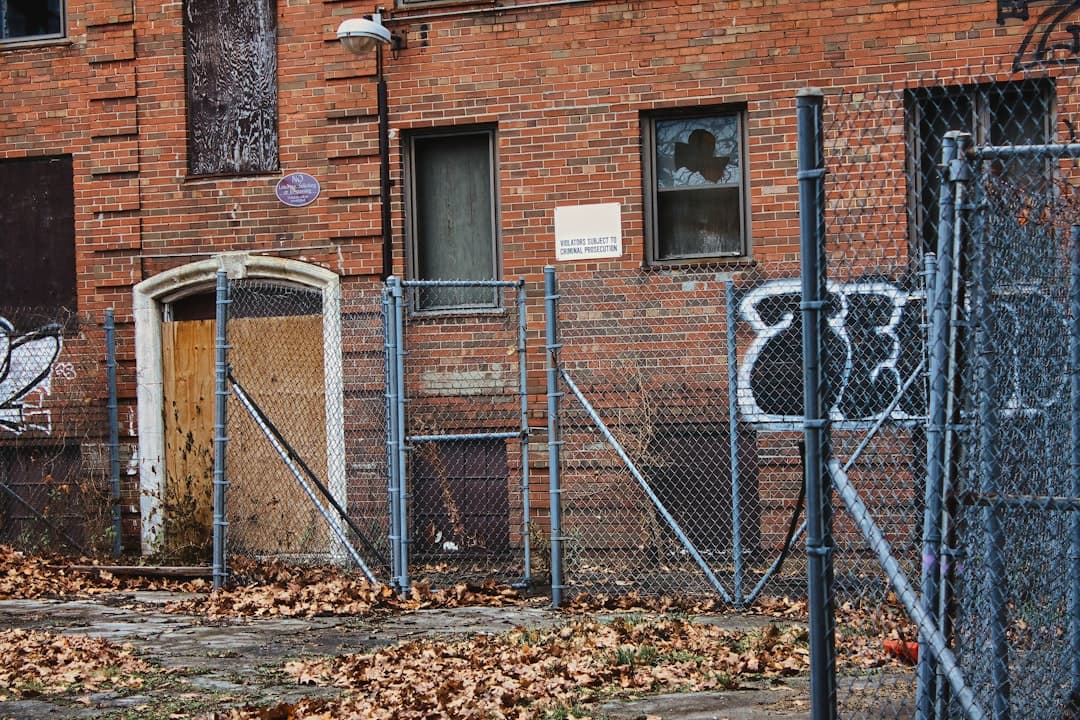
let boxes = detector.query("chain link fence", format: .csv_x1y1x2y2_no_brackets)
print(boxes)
221,279,388,579
552,263,808,603
0,308,124,557
391,280,531,590
815,63,1080,719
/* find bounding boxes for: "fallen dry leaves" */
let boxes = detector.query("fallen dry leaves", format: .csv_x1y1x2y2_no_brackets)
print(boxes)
0,545,208,599
0,544,915,719
165,558,527,619
0,628,151,700
223,614,809,720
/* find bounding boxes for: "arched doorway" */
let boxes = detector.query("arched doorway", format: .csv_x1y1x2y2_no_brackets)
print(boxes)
133,254,343,558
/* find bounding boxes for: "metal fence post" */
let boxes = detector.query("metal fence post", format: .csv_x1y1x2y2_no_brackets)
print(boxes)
918,130,963,720
517,279,532,588
544,266,564,607
1071,225,1080,701
389,276,410,594
797,87,836,720
212,270,230,590
969,145,1011,720
105,308,122,557
725,279,744,607
383,285,403,586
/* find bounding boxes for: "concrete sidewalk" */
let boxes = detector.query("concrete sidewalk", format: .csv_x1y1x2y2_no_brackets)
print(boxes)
0,593,810,719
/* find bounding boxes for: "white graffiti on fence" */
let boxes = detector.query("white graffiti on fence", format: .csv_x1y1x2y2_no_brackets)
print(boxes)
0,317,63,435
737,279,923,424
736,278,1069,425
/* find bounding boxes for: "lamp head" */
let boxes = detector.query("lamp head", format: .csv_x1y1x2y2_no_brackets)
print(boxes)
337,15,393,56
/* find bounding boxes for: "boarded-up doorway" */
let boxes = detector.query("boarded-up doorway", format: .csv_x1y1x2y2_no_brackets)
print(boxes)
160,282,329,562
161,318,216,562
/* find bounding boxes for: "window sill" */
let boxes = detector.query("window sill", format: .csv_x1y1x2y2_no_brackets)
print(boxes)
408,305,507,321
646,256,756,269
0,36,71,51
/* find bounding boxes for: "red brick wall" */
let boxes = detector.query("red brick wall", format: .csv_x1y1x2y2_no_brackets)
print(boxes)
1,0,1072,556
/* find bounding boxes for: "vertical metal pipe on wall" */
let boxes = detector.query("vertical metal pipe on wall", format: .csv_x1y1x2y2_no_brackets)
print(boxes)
517,280,532,588
212,270,230,590
383,286,403,586
1070,224,1080,699
725,280,744,607
918,131,962,720
967,145,1011,720
544,266,564,607
797,87,836,720
105,308,122,557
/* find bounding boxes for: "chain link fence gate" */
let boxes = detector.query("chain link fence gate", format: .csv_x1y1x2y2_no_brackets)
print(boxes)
803,62,1080,719
216,276,388,581
384,278,532,592
546,262,812,604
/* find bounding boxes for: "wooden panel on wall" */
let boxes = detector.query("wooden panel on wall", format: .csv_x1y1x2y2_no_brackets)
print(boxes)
185,0,278,176
162,319,216,563
226,315,330,557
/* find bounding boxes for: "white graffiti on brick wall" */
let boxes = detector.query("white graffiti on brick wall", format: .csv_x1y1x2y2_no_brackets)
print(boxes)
0,318,63,435
736,278,1070,425
990,286,1070,417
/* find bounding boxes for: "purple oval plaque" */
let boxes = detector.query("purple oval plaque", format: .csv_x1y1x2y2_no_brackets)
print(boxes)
275,172,321,207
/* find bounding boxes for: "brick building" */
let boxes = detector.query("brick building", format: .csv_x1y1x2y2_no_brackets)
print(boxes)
0,0,1075,579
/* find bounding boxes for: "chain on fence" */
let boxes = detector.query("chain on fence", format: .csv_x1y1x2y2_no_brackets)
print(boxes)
819,62,1080,719
222,280,388,579
0,308,122,557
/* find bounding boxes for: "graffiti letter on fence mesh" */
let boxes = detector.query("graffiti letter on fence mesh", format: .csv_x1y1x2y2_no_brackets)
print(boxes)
0,318,62,435
737,278,926,425
736,278,1068,425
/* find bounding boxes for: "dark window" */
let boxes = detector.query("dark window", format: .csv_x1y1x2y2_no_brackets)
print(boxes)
908,80,1053,251
0,155,76,324
644,108,749,263
0,445,88,552
184,0,278,176
407,129,499,310
1,0,63,42
411,439,509,557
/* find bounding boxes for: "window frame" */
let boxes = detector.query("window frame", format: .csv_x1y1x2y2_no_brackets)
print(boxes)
0,0,65,45
404,125,502,313
906,79,1055,253
642,105,751,266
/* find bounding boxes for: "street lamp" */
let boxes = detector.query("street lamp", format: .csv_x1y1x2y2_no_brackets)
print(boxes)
337,11,403,279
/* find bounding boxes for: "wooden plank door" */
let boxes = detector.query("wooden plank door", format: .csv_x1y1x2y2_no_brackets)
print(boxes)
161,319,216,562
226,315,329,557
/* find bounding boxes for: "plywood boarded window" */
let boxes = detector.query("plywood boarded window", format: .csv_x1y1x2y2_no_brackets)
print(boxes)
0,155,75,323
184,0,278,176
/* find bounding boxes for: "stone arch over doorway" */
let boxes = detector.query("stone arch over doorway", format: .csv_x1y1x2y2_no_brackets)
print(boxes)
133,253,343,555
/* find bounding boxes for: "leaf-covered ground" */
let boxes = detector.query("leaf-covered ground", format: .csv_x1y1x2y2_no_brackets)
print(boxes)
224,616,809,720
0,545,918,719
0,628,150,701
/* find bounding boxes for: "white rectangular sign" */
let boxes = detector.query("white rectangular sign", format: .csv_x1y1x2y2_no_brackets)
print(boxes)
554,203,623,261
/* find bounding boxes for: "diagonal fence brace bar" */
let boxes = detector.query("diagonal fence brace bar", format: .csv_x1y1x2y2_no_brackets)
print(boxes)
230,374,380,584
828,459,988,720
559,368,734,605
